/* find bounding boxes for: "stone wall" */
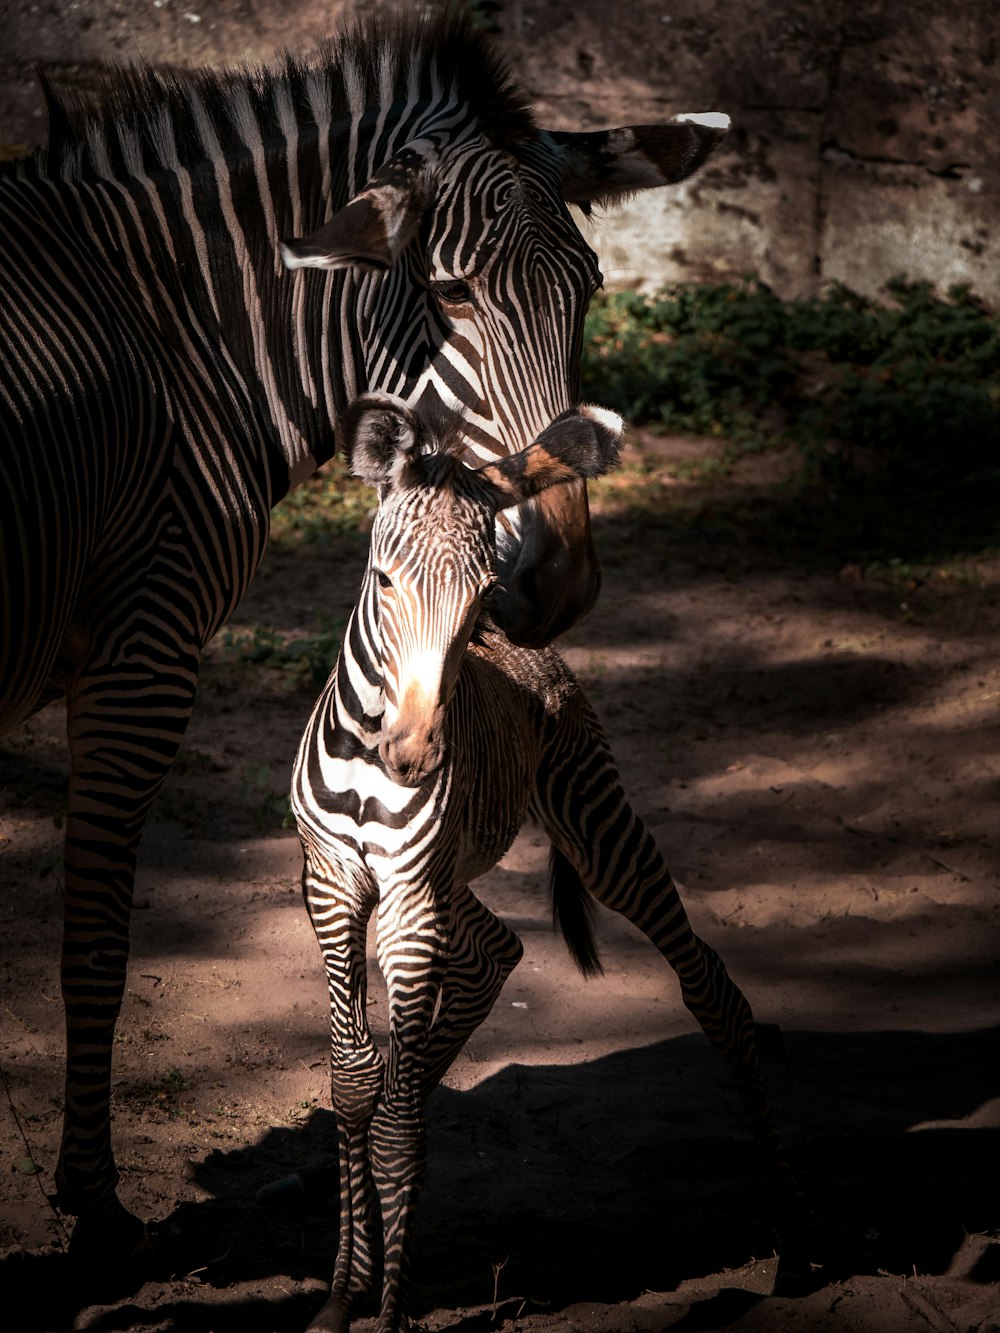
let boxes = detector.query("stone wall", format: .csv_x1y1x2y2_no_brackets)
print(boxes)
515,0,1000,304
1,0,996,304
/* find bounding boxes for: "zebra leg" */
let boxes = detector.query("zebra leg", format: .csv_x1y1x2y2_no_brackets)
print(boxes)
366,882,452,1333
422,884,524,1093
532,702,805,1247
54,661,200,1264
302,849,384,1333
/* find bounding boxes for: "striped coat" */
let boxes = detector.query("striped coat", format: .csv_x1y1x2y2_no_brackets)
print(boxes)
0,11,729,1262
292,397,803,1333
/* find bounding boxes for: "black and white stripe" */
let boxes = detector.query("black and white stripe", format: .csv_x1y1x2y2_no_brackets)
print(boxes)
1,10,730,1262
291,398,802,1333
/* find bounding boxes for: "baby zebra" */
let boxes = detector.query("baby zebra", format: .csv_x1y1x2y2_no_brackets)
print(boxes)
291,395,800,1333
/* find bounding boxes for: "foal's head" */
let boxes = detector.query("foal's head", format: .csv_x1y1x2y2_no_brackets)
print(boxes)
341,394,622,786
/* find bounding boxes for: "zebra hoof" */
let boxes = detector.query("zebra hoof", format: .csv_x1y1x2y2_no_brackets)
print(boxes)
68,1195,152,1272
772,1235,816,1297
773,1259,814,1297
305,1293,352,1333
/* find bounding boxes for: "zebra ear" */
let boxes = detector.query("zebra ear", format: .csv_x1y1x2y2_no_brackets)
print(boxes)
477,405,623,510
280,143,438,272
548,114,729,206
342,394,428,485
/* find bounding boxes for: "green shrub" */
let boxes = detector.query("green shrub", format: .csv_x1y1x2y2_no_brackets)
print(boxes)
581,281,792,443
581,277,1000,491
216,615,344,692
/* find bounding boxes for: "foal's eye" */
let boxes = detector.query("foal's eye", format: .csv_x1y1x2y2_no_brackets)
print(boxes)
431,279,473,307
375,570,392,590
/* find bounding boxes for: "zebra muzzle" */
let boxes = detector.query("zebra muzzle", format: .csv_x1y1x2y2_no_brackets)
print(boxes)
379,726,445,787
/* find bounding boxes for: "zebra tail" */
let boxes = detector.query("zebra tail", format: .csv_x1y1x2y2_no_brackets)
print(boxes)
548,845,604,978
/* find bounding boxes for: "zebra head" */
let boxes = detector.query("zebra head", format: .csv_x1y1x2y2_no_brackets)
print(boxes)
280,23,728,648
342,393,623,787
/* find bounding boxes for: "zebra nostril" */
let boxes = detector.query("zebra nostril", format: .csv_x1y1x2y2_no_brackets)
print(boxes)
380,733,398,764
379,727,446,787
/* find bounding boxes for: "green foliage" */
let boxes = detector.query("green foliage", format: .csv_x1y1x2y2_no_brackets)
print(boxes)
270,457,374,550
217,615,344,693
581,281,792,446
240,763,292,829
581,277,1000,496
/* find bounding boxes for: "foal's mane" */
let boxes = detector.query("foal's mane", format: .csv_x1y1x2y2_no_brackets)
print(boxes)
19,12,536,183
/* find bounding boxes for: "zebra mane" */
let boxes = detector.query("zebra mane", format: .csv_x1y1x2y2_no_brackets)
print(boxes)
31,11,537,184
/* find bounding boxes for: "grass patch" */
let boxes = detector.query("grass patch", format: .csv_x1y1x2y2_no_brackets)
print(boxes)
206,616,345,696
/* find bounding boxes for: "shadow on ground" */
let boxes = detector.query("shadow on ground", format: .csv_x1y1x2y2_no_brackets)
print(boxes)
3,1025,997,1332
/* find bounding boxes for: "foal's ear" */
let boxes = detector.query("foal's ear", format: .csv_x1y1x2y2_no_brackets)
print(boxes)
478,405,623,510
280,141,438,272
341,394,428,485
548,113,729,207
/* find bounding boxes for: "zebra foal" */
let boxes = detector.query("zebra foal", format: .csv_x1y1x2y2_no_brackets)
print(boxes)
0,10,730,1260
292,396,802,1333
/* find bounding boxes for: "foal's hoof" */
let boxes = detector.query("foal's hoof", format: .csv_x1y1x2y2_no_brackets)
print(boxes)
772,1235,817,1297
306,1293,352,1333
773,1259,814,1297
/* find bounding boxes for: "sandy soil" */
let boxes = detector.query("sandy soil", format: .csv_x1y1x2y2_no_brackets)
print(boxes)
1,433,999,1332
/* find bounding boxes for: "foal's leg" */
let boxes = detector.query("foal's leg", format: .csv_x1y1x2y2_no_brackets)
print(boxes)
422,883,523,1092
367,879,452,1333
531,696,803,1235
302,847,384,1333
364,882,520,1333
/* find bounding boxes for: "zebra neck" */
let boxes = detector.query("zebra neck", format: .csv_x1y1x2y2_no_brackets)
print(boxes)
25,14,543,499
334,577,389,737
64,103,452,502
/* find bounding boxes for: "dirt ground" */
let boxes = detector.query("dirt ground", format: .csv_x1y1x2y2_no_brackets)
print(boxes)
2,432,999,1332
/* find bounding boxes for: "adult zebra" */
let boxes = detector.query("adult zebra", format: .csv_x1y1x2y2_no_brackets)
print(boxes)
0,10,727,1262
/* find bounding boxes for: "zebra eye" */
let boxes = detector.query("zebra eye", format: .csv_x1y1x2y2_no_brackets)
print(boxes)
431,279,473,307
375,569,392,590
